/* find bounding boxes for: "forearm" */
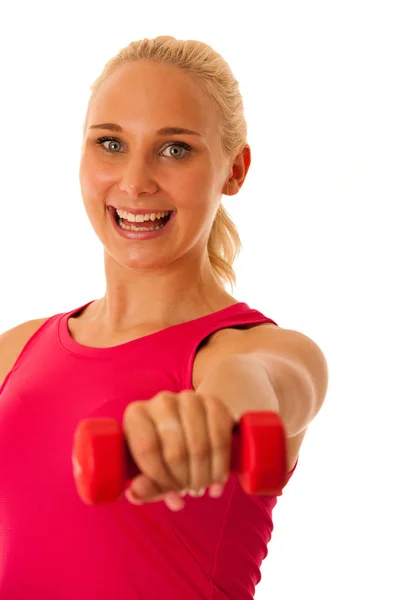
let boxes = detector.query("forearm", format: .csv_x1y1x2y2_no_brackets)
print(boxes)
196,353,280,421
196,352,315,438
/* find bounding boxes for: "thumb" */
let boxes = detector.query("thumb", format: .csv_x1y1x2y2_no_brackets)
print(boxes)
126,474,163,502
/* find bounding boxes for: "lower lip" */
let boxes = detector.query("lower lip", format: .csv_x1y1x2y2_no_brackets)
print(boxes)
108,208,176,240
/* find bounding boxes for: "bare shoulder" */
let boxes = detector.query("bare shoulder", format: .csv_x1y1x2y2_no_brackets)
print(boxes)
0,317,49,389
193,322,276,388
192,323,277,395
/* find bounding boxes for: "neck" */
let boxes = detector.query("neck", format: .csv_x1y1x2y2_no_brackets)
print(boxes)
90,250,237,334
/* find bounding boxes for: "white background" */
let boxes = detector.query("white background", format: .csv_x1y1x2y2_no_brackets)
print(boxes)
1,1,399,598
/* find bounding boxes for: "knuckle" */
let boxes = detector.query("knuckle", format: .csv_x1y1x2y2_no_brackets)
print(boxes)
164,445,186,465
134,438,159,457
123,401,140,424
211,443,230,482
211,439,228,454
155,391,175,406
179,390,196,400
204,394,222,410
189,442,209,459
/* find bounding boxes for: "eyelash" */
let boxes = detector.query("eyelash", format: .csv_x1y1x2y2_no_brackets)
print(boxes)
95,136,192,160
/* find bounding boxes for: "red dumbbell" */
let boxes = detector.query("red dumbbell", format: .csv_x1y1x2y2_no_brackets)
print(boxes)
72,410,287,505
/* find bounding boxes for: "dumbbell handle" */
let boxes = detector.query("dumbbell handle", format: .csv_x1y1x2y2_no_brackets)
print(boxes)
72,410,287,505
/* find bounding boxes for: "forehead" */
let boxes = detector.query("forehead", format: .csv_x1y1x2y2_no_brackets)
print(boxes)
89,61,219,141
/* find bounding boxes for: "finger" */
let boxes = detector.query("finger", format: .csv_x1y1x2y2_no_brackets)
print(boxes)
127,474,163,502
123,401,179,493
178,391,211,492
125,475,186,511
208,481,227,498
149,392,190,490
204,395,233,487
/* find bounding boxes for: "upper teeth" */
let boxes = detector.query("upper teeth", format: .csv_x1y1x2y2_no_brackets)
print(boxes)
115,209,171,223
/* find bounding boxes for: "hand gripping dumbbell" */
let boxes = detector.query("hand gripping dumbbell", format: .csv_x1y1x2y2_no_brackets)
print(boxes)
72,410,287,505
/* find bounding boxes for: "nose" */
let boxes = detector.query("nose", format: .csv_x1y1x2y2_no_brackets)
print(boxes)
119,155,158,196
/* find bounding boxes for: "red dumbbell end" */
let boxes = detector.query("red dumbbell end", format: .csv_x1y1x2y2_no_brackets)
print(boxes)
72,418,126,504
234,411,287,495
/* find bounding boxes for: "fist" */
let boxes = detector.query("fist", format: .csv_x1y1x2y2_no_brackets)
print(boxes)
122,390,235,511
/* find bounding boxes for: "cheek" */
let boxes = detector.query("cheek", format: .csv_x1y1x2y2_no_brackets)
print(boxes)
180,203,219,239
80,153,114,192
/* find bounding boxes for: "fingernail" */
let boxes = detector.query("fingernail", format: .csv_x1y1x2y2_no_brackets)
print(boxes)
125,490,142,504
188,488,205,497
131,482,147,499
209,484,224,498
165,492,185,511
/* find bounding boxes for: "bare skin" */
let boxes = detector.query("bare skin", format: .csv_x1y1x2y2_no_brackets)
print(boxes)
0,63,311,512
77,59,251,338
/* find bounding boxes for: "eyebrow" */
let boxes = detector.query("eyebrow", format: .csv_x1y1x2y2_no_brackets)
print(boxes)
89,123,202,137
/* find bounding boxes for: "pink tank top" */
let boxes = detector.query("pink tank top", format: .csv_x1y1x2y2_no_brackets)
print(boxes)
0,300,297,599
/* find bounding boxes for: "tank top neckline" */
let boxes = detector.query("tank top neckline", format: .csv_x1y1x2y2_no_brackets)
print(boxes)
58,299,251,358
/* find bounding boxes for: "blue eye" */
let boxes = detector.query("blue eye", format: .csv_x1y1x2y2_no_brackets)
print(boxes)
95,136,192,159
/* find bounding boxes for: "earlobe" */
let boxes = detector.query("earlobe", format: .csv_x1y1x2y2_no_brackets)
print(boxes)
226,153,250,194
223,176,240,197
223,177,235,196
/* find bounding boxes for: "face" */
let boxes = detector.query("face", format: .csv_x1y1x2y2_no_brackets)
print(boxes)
79,60,245,272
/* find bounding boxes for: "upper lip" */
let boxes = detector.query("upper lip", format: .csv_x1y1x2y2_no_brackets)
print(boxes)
110,206,174,215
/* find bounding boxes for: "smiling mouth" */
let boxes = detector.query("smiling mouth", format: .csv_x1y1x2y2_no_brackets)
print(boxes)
110,207,173,230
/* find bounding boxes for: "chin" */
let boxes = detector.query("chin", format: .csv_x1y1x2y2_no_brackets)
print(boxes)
104,249,175,272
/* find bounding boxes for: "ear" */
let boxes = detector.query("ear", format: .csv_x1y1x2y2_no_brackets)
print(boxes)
222,144,251,196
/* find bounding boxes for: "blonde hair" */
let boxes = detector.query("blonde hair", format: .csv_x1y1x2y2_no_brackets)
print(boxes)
83,36,249,290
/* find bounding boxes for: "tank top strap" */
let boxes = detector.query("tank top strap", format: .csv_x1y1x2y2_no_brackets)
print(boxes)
179,302,278,390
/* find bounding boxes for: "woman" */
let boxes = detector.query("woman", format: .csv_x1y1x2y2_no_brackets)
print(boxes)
0,36,328,599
